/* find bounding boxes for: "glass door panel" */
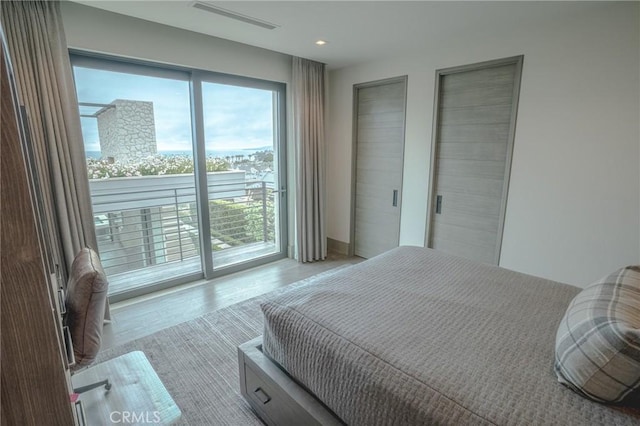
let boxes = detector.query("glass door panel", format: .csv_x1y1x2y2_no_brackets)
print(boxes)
71,55,288,299
72,62,200,296
201,82,282,269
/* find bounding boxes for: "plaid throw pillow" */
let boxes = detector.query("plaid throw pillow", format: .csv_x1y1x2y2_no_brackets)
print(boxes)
555,265,640,405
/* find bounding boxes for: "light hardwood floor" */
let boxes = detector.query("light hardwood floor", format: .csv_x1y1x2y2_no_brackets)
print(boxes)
102,253,362,350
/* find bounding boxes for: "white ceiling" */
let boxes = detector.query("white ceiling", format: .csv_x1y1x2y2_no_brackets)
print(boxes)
70,1,612,70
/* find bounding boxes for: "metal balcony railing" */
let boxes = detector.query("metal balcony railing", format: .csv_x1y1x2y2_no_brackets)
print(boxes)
90,173,275,277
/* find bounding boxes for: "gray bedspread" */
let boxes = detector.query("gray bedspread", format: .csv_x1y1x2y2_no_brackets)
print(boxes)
261,246,640,425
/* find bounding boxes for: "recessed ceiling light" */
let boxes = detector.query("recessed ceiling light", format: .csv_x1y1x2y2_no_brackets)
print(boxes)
315,40,327,46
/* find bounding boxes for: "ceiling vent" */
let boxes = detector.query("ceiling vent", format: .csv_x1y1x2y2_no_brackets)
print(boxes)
191,1,280,30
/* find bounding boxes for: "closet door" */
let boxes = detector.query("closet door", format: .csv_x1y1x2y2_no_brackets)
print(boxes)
352,77,407,259
427,56,523,265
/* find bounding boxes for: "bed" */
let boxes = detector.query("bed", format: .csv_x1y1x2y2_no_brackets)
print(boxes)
238,246,640,425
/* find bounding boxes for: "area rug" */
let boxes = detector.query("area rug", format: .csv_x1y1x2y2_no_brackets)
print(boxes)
97,265,352,425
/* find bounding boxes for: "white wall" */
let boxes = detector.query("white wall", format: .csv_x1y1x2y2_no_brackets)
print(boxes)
61,2,291,82
327,2,640,286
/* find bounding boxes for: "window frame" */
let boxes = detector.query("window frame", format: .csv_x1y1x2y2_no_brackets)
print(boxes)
70,50,288,300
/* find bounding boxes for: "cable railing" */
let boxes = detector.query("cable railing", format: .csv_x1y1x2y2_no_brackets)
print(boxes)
90,174,275,277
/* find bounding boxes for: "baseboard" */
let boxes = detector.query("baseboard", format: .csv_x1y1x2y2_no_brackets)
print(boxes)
288,240,351,258
327,238,350,256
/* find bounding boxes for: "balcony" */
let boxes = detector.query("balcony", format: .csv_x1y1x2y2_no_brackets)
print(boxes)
89,171,277,297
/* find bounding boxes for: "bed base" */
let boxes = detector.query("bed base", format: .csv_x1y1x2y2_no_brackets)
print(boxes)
238,336,343,426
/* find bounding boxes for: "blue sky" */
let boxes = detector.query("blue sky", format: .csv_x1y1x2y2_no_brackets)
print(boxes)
73,66,274,153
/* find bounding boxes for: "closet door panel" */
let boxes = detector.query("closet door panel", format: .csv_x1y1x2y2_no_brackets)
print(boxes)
428,57,523,265
353,77,407,259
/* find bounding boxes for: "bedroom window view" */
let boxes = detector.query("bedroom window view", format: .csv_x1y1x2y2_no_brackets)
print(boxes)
202,82,280,269
72,60,286,299
73,65,199,296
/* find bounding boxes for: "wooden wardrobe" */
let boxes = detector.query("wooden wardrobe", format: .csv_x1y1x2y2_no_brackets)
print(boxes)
1,39,78,425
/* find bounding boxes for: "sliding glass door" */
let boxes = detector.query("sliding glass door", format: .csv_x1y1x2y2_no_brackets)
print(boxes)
200,81,284,270
72,58,200,297
71,54,287,300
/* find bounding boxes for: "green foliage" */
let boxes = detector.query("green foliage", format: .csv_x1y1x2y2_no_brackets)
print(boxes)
209,200,251,245
87,155,230,179
205,157,231,173
210,230,246,249
253,150,274,164
208,198,275,247
245,200,275,242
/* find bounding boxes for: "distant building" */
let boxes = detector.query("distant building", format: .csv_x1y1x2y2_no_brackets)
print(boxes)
96,99,157,162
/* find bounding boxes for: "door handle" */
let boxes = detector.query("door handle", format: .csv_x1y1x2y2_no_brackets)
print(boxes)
436,195,443,214
392,190,398,207
253,387,271,404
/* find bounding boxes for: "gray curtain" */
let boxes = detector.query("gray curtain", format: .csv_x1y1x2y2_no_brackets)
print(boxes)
293,57,327,262
1,2,98,277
